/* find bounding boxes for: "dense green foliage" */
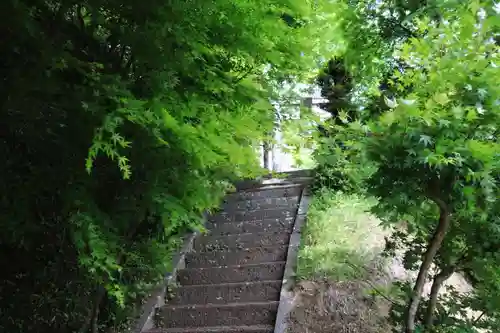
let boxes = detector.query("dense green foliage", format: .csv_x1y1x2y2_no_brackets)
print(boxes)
314,0,500,332
0,0,337,331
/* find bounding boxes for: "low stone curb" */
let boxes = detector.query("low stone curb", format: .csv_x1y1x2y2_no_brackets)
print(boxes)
133,213,208,333
273,186,311,333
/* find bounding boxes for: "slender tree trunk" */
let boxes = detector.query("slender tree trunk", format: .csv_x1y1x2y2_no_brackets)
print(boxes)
270,141,276,172
263,141,270,170
424,266,455,329
79,286,106,333
91,287,106,333
405,200,451,333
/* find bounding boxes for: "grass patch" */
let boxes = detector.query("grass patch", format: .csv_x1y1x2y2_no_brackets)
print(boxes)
289,188,393,333
297,188,387,281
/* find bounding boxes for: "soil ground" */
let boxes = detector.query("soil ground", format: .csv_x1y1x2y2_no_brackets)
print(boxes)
286,190,475,333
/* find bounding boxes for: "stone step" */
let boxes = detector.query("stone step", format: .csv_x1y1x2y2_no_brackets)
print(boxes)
221,196,300,212
233,170,312,191
185,246,288,268
147,325,274,333
194,232,290,252
225,186,302,202
207,218,294,236
157,301,278,328
167,280,282,305
209,208,295,223
177,262,286,285
234,178,312,192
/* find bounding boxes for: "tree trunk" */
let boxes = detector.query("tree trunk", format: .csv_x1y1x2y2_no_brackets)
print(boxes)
405,199,451,333
91,287,106,333
263,141,270,170
424,266,455,329
271,141,277,172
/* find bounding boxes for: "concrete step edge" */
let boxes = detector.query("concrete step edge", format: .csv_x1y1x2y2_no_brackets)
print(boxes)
208,209,297,222
170,279,282,289
147,324,274,332
206,224,294,236
197,230,291,241
186,244,290,257
234,177,312,191
211,206,298,213
221,195,300,208
161,300,279,310
221,195,300,202
193,233,290,252
207,216,295,225
225,186,303,202
167,280,282,306
187,244,289,254
236,183,304,193
179,261,287,272
184,245,290,268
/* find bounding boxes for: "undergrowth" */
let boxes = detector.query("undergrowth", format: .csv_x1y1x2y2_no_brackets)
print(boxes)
289,188,393,333
297,188,386,281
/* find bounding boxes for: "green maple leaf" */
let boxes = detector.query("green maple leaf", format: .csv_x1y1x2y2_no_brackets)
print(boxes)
419,135,433,147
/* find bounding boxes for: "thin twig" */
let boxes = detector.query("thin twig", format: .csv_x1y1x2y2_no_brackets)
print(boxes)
472,311,485,325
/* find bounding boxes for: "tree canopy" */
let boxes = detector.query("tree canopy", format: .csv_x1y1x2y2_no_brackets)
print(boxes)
0,0,337,331
314,0,500,332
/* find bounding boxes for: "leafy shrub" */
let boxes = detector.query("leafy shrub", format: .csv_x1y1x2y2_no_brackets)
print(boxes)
314,128,376,193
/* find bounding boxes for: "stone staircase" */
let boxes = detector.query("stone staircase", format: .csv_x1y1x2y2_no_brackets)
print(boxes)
143,175,309,333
